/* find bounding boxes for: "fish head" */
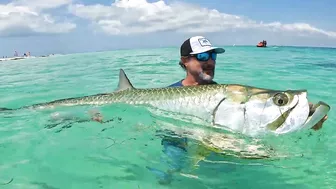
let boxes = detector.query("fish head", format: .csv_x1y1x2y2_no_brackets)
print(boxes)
214,86,329,136
247,89,310,134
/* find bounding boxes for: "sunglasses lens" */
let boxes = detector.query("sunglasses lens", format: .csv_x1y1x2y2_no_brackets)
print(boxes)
195,52,217,61
211,53,217,60
196,52,210,61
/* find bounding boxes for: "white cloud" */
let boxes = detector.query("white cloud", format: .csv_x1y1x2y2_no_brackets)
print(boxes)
264,22,336,38
11,0,72,11
68,0,336,38
0,1,75,36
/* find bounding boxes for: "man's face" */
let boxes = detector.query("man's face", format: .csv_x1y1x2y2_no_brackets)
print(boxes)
183,51,216,81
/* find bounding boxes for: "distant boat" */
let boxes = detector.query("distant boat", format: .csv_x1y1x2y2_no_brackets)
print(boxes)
257,40,267,47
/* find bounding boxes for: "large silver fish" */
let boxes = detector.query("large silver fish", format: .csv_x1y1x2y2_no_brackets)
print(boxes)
1,69,330,136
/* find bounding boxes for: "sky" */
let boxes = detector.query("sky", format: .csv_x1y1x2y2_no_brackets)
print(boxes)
0,0,336,56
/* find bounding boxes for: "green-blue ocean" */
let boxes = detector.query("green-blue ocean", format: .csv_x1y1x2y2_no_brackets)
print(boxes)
0,46,335,189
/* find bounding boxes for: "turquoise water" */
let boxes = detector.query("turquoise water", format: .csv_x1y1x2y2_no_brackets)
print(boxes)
0,46,335,188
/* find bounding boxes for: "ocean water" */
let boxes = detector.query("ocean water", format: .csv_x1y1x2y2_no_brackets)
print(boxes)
0,46,335,189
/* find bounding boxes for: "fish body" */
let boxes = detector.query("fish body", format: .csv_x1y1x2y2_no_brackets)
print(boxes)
1,69,330,136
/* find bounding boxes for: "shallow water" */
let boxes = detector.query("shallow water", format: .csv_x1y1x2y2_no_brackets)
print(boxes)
0,46,335,189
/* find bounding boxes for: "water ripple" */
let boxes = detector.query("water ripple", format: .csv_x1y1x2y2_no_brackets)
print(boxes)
0,46,335,188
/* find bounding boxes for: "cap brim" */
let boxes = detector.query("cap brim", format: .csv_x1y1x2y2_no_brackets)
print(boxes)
190,47,225,55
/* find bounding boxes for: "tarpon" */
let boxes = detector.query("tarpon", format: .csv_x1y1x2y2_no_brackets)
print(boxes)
0,69,330,136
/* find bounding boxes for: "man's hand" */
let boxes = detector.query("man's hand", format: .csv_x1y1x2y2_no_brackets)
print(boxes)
88,109,104,123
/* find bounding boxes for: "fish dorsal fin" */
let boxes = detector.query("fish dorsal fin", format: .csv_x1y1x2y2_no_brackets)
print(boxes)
116,69,134,92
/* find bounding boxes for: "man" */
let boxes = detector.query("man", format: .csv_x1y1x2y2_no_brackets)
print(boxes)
147,36,226,184
90,35,327,184
152,35,328,184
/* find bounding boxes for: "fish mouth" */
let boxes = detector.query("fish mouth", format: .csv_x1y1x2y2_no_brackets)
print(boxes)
302,101,330,130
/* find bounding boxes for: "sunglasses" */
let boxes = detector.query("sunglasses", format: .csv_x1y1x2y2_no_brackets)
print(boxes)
190,51,217,61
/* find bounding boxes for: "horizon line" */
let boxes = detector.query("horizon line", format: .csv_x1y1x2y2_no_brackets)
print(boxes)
1,44,335,57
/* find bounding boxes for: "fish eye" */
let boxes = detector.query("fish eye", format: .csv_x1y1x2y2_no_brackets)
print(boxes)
273,93,289,106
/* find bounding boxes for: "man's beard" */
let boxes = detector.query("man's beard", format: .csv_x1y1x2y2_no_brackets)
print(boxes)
198,70,214,81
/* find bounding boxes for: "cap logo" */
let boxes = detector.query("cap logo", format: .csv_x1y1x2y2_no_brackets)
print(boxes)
198,38,212,47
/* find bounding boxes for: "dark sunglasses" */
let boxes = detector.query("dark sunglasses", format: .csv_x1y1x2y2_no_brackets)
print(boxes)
190,51,217,61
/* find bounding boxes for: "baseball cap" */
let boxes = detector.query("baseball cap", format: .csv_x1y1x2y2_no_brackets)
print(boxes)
180,36,225,56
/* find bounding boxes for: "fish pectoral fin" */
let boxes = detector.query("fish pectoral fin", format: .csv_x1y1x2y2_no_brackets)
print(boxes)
190,144,213,168
115,69,135,92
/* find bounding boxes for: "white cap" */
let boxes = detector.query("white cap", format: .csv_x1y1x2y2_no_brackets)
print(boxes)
180,36,225,56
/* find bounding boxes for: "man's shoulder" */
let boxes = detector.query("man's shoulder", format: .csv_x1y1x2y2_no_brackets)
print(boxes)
168,80,183,87
167,80,217,87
